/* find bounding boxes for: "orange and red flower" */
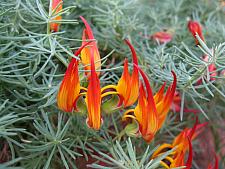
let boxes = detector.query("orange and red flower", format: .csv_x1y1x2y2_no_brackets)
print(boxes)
57,42,102,130
151,118,206,168
57,22,140,129
117,40,139,107
50,0,63,32
57,42,92,112
187,20,205,45
57,40,103,130
57,15,141,128
123,67,177,143
100,40,139,108
80,16,101,76
57,38,140,130
57,58,80,112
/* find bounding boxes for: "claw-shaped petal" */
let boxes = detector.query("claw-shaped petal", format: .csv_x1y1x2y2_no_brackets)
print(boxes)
117,39,139,107
85,48,102,130
57,42,91,112
151,117,205,168
80,16,101,76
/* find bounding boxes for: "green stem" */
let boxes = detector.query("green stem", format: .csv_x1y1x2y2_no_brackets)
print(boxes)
112,129,126,142
47,21,50,34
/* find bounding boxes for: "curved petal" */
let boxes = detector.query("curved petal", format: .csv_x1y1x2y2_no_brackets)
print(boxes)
86,48,102,130
117,58,131,105
57,42,92,112
122,110,140,138
117,40,139,107
151,143,173,158
80,16,94,39
125,39,139,107
135,70,159,143
185,136,193,169
187,116,199,139
122,109,136,121
101,85,123,108
160,156,174,169
154,82,166,104
171,152,185,167
57,58,80,112
211,153,219,169
136,66,157,113
134,83,146,125
80,16,101,76
157,71,177,127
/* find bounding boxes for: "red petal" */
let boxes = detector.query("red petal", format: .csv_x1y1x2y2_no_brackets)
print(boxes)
121,39,139,107
154,82,166,103
79,16,94,39
188,116,199,139
185,136,193,169
187,116,207,140
57,58,80,112
136,65,157,114
74,41,92,56
124,39,138,65
86,47,101,130
213,153,219,169
187,20,205,45
160,71,177,115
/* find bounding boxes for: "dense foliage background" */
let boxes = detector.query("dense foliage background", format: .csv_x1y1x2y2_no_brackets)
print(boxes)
0,0,224,168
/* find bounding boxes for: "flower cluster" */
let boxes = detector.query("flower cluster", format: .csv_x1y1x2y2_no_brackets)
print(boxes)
54,3,220,167
151,118,206,168
57,16,139,130
146,19,220,169
57,16,177,141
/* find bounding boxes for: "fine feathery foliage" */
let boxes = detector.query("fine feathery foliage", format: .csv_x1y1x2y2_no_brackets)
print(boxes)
88,138,179,169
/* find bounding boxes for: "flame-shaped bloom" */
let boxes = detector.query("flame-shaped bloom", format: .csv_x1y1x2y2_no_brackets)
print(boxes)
116,40,139,107
80,16,101,76
100,39,139,108
207,153,219,169
50,0,63,32
57,58,80,112
151,31,173,43
123,67,177,143
85,48,102,130
57,42,92,112
187,20,205,45
151,118,206,168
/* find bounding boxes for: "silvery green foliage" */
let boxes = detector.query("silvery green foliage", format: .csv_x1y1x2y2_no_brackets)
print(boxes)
88,138,180,169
